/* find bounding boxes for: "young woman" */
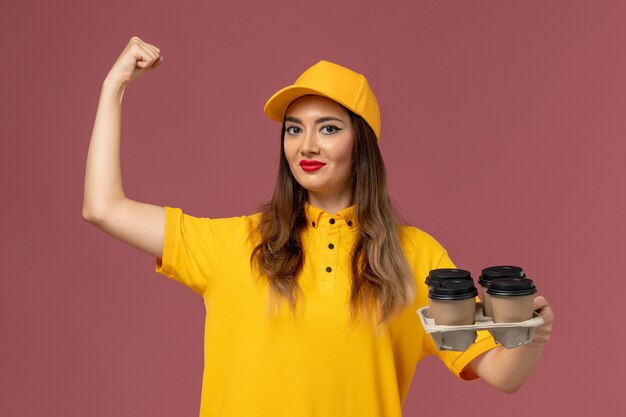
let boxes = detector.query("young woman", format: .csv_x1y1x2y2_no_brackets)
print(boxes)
83,36,554,417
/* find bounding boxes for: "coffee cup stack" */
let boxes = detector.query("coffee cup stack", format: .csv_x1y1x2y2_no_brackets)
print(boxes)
478,265,525,317
421,266,541,351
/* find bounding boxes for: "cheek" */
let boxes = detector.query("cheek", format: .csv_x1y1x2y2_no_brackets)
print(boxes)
283,143,301,177
334,141,354,164
283,141,296,161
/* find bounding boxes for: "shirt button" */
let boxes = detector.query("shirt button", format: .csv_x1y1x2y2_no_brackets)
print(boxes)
326,266,332,273
312,221,316,227
329,218,335,224
328,243,334,249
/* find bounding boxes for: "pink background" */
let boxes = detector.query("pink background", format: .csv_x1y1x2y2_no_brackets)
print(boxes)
1,1,624,416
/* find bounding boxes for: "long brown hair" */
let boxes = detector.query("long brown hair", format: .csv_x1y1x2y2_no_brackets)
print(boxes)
250,106,415,325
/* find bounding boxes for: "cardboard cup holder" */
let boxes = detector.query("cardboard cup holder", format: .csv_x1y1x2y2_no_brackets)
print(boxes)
417,303,544,351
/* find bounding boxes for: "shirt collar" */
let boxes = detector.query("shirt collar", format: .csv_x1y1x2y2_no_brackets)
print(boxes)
304,202,356,229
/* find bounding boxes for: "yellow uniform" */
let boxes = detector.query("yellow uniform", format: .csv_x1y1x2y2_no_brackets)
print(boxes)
155,202,498,417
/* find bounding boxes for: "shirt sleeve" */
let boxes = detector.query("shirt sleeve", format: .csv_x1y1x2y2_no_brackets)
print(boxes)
155,206,256,296
424,250,500,381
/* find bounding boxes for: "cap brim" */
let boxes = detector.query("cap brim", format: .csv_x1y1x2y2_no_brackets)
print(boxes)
263,85,345,123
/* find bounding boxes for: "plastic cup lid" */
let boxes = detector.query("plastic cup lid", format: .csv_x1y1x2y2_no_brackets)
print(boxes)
428,279,478,300
486,277,537,296
425,268,473,287
478,265,525,286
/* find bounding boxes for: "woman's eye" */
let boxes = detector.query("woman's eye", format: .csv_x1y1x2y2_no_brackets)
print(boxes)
286,126,301,135
321,126,341,134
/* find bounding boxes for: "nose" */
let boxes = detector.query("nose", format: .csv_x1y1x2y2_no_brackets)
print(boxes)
300,128,319,155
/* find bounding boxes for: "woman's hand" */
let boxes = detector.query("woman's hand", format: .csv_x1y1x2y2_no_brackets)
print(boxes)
529,295,554,347
104,36,163,87
468,294,554,393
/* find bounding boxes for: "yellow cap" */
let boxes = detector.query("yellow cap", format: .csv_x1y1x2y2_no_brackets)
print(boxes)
263,60,381,141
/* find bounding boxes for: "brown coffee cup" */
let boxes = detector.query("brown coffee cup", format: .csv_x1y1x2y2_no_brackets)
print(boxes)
478,266,525,317
487,277,537,323
428,279,477,325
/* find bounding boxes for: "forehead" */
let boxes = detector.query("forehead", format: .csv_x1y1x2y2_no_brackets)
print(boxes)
285,95,349,119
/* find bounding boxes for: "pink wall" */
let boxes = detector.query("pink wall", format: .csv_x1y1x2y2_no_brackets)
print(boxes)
2,1,624,416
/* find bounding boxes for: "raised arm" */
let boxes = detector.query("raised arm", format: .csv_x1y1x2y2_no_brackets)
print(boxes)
82,36,166,259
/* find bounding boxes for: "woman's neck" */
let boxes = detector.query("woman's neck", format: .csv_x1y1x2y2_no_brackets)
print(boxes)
307,191,353,215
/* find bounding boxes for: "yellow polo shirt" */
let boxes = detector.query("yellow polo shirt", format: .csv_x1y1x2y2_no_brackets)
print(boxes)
155,203,498,417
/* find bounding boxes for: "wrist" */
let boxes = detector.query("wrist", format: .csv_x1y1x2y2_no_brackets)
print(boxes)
527,340,547,349
101,77,128,103
102,74,129,91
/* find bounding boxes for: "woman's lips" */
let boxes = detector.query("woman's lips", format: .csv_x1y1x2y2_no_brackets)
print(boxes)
299,160,326,172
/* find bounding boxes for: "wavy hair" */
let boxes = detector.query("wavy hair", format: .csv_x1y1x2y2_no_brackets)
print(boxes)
250,107,415,325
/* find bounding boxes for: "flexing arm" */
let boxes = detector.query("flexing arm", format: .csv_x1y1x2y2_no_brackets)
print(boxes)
82,36,166,259
468,296,554,394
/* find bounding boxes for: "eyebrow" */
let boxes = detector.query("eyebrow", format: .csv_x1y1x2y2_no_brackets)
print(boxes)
284,116,345,125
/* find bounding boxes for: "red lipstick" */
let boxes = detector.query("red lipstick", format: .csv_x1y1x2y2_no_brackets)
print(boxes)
299,160,326,172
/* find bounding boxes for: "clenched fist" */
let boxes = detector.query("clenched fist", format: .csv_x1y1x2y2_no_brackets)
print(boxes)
105,36,163,87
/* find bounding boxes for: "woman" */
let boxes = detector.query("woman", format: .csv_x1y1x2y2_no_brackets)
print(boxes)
83,37,554,417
